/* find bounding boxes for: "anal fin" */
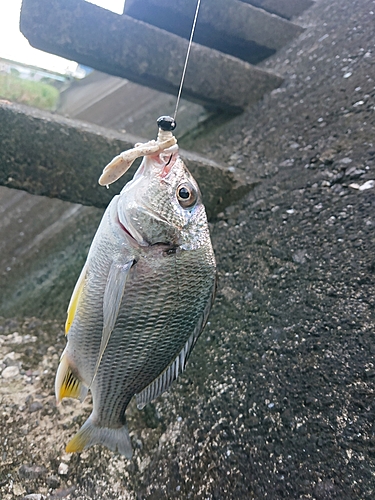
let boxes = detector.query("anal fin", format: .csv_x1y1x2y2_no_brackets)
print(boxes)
136,330,195,410
55,353,88,404
136,280,216,410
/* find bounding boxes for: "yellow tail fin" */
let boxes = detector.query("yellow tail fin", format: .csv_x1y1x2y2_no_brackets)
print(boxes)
66,428,89,453
65,416,133,458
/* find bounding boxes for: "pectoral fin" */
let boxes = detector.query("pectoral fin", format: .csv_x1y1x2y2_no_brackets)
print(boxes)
89,258,134,386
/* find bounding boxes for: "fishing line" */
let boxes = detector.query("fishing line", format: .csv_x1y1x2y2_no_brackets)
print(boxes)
173,0,202,121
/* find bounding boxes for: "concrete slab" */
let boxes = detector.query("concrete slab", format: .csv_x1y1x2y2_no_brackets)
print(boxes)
0,185,102,318
0,101,255,219
58,71,209,140
20,0,283,113
125,0,304,64
239,0,314,20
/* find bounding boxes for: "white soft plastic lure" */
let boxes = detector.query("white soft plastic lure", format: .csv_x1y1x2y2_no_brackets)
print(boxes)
55,116,216,457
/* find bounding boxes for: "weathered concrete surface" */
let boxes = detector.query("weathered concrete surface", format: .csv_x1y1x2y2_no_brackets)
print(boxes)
125,0,304,64
0,186,102,319
240,0,314,19
20,0,283,113
1,0,375,499
58,70,210,140
0,101,255,220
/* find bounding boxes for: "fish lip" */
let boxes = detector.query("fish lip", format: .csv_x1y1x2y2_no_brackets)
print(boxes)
141,146,178,180
160,148,179,178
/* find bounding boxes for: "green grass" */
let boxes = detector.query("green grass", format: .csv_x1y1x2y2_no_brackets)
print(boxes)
0,72,60,110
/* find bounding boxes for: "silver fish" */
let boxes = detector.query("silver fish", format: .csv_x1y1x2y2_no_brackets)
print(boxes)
55,129,216,458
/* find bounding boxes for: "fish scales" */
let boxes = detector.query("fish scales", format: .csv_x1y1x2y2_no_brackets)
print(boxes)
56,135,216,457
93,246,214,422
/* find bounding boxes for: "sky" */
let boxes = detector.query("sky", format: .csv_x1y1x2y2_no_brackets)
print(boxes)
0,0,125,74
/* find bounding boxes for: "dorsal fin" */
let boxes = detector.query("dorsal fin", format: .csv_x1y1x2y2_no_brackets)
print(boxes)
65,262,88,334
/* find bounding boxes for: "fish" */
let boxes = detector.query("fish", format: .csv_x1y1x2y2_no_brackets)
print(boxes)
55,120,216,458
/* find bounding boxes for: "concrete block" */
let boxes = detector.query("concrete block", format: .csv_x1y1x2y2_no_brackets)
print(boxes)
20,0,283,113
58,71,208,140
239,0,314,20
0,185,103,318
0,101,255,219
125,0,304,64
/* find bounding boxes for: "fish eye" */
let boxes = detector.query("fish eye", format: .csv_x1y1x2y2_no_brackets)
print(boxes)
176,183,197,209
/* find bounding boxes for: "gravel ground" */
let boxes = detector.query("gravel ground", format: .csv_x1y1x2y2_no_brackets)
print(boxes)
1,0,375,498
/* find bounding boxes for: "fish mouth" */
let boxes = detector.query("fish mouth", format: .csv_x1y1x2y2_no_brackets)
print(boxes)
160,150,178,178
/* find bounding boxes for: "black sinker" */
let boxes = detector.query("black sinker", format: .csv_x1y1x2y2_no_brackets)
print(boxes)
157,116,176,132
